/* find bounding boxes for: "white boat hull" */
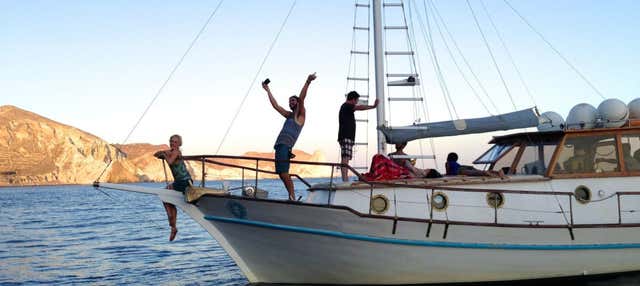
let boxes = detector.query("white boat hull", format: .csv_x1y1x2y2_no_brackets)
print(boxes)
98,182,640,284
195,194,640,284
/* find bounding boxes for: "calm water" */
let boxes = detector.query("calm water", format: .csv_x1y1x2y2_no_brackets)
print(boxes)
2,179,640,286
0,179,313,285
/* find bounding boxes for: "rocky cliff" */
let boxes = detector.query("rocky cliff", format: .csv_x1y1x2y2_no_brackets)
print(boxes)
0,105,328,186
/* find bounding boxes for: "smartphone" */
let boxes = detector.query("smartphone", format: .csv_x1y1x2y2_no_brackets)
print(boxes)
263,78,270,85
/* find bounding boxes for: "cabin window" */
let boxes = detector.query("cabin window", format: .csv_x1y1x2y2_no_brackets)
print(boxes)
492,146,519,174
554,135,619,174
620,134,640,171
514,145,556,175
475,144,511,164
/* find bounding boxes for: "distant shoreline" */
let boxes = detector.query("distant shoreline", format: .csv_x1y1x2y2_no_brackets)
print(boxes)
0,176,334,189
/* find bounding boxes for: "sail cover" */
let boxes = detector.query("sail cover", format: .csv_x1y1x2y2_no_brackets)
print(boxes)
380,107,539,144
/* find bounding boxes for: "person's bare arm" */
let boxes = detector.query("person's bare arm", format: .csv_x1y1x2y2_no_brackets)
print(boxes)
298,73,316,103
154,149,179,165
154,150,170,159
263,82,290,118
292,73,316,125
354,98,379,111
164,149,180,165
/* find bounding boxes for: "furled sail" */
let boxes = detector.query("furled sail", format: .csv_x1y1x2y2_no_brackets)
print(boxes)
379,107,540,144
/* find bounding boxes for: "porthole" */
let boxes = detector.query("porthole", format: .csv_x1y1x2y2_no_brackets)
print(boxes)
370,194,389,214
486,192,504,208
431,192,449,211
574,185,591,204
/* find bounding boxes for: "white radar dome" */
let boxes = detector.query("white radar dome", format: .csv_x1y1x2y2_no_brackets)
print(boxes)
566,103,597,130
628,98,640,119
597,98,628,128
537,111,565,131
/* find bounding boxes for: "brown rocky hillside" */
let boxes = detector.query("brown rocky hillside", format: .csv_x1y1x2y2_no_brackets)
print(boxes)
0,105,328,186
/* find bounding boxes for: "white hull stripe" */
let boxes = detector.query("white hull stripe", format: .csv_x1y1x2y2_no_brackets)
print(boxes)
204,215,640,250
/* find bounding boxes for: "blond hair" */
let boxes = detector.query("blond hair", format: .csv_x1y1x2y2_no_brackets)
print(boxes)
169,134,182,147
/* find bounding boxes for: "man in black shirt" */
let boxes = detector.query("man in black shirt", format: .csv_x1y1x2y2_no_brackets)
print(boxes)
338,91,378,182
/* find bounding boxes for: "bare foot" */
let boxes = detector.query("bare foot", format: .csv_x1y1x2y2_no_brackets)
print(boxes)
169,227,178,241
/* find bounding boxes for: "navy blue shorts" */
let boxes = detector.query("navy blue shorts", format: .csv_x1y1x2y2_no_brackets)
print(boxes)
274,144,291,174
172,179,192,193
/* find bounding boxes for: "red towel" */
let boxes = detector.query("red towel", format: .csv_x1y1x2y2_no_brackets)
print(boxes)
361,154,411,181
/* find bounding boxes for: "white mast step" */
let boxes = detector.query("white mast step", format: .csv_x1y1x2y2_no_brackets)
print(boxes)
385,51,414,55
383,3,403,7
351,50,370,55
355,3,370,8
384,26,408,30
347,77,369,81
388,97,423,102
353,26,370,31
387,73,418,77
387,78,420,86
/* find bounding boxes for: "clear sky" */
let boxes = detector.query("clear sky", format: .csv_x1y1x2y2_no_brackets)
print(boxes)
2,0,639,170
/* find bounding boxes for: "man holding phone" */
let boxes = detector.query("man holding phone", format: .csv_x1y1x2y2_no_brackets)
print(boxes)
262,73,317,200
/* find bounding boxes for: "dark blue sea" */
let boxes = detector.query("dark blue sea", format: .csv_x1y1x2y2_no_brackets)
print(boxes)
0,179,316,285
3,179,640,286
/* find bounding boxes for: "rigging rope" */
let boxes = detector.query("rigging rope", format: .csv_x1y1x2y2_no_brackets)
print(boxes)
428,0,500,115
95,0,225,182
466,0,518,111
425,0,495,115
419,1,457,120
214,0,297,155
503,0,605,100
406,0,438,169
480,0,537,108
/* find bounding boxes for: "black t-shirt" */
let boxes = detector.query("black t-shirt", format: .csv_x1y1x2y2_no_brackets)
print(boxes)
338,102,356,141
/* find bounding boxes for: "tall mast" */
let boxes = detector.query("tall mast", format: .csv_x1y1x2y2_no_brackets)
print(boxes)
372,0,386,154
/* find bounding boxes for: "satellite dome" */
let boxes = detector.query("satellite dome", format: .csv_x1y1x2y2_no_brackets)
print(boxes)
566,103,597,130
537,111,565,131
597,98,628,128
628,98,640,119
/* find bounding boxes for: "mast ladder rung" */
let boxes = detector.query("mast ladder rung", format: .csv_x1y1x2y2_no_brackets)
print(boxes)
387,73,418,77
383,3,403,7
350,50,370,55
353,166,369,170
347,77,369,81
355,3,370,8
388,78,420,86
385,51,414,55
388,97,423,102
355,119,369,123
353,26,370,31
384,26,408,30
357,99,370,105
354,142,368,146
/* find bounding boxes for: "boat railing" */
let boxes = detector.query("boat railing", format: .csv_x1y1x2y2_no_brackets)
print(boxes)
182,154,365,193
181,155,640,229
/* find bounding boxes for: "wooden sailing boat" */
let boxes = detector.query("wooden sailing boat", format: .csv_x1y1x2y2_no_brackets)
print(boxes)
97,0,640,284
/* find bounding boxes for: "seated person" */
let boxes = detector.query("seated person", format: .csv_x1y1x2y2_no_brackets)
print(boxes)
564,148,592,172
388,142,441,178
445,152,505,178
630,149,640,171
622,143,640,171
